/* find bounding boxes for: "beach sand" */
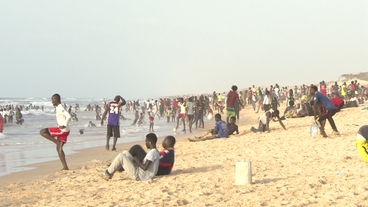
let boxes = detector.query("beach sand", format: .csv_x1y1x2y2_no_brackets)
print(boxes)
1,103,368,207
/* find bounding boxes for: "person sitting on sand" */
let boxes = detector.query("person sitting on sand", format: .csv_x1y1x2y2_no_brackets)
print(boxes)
97,133,160,181
157,136,176,175
283,100,297,118
356,125,368,163
251,109,286,133
188,113,228,142
346,95,359,107
227,116,239,135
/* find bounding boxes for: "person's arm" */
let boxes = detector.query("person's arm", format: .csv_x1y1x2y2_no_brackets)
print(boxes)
277,116,286,130
118,96,126,107
313,101,318,120
235,125,239,134
101,103,109,126
133,157,152,171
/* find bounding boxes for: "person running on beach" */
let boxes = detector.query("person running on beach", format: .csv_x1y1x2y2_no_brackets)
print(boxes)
97,133,160,181
101,95,126,151
310,85,339,137
226,85,244,123
39,94,71,170
251,109,286,133
188,113,228,142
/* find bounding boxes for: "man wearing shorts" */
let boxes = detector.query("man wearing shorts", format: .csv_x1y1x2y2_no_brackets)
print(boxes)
40,94,71,170
175,98,186,132
101,95,126,151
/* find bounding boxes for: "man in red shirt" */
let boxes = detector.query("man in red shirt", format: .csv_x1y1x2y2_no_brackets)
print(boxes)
226,85,244,123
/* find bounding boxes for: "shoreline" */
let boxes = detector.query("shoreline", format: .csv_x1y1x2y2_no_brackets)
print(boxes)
0,120,215,187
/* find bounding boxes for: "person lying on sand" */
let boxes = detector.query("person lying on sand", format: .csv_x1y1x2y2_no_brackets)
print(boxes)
188,113,228,142
97,133,160,181
251,109,286,133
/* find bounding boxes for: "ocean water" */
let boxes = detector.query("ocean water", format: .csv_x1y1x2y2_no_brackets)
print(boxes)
0,97,203,177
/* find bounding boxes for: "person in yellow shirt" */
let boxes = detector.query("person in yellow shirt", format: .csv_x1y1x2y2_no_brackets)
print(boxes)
341,82,346,100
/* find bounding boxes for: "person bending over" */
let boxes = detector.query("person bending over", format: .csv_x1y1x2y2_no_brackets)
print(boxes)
251,110,286,133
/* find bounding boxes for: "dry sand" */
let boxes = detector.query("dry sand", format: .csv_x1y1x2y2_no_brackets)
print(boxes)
1,103,368,207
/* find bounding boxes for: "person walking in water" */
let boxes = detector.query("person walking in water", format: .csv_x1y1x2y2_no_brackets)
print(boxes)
101,95,126,151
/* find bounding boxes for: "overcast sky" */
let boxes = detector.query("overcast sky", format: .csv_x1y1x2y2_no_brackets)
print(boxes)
1,1,367,99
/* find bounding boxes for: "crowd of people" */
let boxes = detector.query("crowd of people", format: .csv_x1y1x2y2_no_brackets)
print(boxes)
2,79,368,181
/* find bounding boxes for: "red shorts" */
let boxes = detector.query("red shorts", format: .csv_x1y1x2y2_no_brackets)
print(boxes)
49,127,70,143
178,113,185,119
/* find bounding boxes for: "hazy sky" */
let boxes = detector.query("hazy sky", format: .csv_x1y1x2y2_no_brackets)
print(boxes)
1,1,367,99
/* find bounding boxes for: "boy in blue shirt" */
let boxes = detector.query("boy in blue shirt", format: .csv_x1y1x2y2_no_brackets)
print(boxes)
310,85,339,137
188,113,228,142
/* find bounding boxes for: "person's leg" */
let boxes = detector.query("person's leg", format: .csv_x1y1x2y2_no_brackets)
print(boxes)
106,125,113,150
111,126,120,151
176,116,181,129
326,110,338,132
316,114,328,137
129,145,147,162
56,141,69,170
40,128,58,144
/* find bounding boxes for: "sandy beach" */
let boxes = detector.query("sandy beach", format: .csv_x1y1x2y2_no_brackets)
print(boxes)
1,103,368,207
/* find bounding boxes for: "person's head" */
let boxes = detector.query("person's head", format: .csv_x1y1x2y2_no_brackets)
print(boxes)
289,101,294,106
114,96,120,102
52,94,61,106
230,116,236,124
351,81,354,84
310,85,318,95
215,113,221,121
266,91,270,95
189,97,192,102
231,85,238,92
145,133,157,149
162,136,176,149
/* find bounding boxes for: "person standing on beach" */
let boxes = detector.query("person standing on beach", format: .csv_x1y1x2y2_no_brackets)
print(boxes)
186,98,195,133
175,98,186,132
39,94,71,170
310,85,339,137
226,85,243,123
101,95,126,151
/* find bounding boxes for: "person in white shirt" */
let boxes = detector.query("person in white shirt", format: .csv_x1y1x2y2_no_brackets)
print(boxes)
97,133,160,181
40,94,71,170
